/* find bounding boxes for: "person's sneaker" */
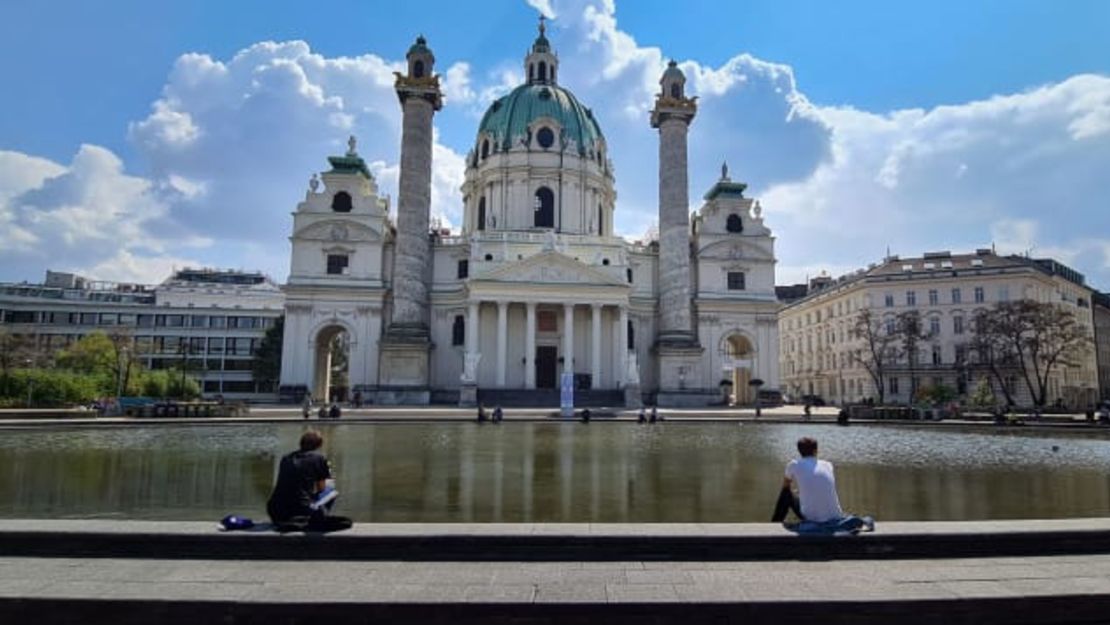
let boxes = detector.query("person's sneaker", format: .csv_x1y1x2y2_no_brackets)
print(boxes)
862,516,876,532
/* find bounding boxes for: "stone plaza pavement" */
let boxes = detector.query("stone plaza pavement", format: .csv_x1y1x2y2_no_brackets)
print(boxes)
3,520,1110,623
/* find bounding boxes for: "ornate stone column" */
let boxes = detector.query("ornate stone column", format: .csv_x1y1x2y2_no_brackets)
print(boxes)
496,300,509,387
650,60,706,407
525,302,537,389
591,304,602,391
380,36,443,404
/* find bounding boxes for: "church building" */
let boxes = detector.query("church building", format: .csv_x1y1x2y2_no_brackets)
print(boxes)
278,21,780,406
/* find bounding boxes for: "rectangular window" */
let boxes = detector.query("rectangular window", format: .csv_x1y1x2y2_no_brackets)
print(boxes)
189,337,206,354
998,286,1009,302
223,359,254,371
889,377,899,395
80,313,98,325
885,318,897,335
209,316,227,329
203,380,221,393
99,313,117,326
118,313,136,326
221,380,257,393
727,272,746,290
928,290,938,306
884,294,894,307
190,315,209,328
932,345,942,365
457,259,469,279
134,336,154,354
326,254,349,275
929,317,940,336
951,288,961,304
207,337,225,354
906,291,916,306
451,315,465,346
166,315,184,327
137,314,154,328
955,345,967,363
206,359,223,371
953,316,964,335
974,287,985,303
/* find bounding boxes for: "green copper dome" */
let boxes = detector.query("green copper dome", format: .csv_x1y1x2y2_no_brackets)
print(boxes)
476,84,605,157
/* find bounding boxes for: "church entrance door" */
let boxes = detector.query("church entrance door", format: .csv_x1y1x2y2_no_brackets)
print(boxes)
536,346,558,389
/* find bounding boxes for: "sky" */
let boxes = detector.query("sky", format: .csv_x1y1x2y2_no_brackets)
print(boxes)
1,0,1108,289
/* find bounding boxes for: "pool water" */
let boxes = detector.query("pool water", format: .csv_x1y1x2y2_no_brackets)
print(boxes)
2,422,1109,522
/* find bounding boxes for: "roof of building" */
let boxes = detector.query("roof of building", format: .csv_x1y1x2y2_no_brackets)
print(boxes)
477,83,605,156
781,250,1091,310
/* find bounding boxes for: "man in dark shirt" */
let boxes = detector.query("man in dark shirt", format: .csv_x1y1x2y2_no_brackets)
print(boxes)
267,430,350,532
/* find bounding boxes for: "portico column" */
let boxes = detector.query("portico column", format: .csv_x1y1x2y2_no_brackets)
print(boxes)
563,303,575,378
525,302,536,389
496,301,508,387
618,306,629,388
591,304,602,390
467,301,480,359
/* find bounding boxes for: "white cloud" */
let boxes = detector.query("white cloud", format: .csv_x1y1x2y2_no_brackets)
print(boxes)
526,0,557,18
442,62,476,105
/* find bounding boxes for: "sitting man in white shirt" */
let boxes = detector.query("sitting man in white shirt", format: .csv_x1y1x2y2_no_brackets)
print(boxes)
782,437,874,534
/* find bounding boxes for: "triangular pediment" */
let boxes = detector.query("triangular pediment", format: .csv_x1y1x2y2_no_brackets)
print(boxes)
474,251,628,287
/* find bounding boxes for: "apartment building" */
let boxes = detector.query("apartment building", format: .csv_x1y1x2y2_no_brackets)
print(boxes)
778,250,1099,408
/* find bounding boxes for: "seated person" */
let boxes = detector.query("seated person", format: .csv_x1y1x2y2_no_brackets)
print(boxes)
781,437,874,534
267,430,351,532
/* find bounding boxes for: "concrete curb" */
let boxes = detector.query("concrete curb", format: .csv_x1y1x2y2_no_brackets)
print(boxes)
5,520,1110,562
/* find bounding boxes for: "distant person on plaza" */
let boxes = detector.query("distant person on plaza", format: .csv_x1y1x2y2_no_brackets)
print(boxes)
650,405,658,423
352,390,362,408
267,430,351,532
317,405,328,420
328,403,341,419
638,407,646,423
302,393,312,420
803,400,812,420
780,437,874,534
492,405,503,423
477,404,488,423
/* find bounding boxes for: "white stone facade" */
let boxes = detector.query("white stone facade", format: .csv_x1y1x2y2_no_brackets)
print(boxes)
779,250,1099,408
278,29,780,406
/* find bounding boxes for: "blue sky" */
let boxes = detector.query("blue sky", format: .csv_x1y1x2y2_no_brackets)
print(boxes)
1,0,1108,288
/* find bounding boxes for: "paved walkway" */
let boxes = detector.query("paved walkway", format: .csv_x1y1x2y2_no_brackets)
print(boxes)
4,520,1110,623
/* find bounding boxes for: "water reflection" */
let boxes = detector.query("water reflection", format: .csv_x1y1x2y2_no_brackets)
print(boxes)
1,423,1109,522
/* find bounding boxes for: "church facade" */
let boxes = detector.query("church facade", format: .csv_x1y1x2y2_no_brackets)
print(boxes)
279,23,780,407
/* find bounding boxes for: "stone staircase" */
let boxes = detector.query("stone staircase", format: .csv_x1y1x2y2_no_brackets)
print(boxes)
476,389,624,408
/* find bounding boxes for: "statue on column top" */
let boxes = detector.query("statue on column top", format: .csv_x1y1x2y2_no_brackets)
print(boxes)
308,173,319,193
347,135,358,156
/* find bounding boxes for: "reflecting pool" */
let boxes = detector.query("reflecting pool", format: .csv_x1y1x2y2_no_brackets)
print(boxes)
2,422,1110,522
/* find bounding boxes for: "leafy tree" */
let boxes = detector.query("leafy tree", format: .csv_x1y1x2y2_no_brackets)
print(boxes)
849,309,899,404
55,330,141,396
896,310,932,402
0,329,36,396
970,300,1092,407
251,316,284,385
915,384,956,404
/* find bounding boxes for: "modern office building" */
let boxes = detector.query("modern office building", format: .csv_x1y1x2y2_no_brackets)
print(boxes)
778,250,1099,408
0,268,283,400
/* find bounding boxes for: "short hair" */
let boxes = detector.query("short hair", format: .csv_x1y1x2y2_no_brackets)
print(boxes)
300,430,324,452
797,437,818,457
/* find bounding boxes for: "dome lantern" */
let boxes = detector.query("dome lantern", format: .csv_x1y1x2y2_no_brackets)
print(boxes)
524,15,558,85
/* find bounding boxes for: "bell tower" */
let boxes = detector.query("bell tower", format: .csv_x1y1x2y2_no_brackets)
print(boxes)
524,15,558,85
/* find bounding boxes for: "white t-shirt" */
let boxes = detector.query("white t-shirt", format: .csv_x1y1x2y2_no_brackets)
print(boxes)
785,456,844,523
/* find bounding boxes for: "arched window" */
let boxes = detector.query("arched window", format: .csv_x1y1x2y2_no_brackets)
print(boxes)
529,64,535,82
413,60,425,78
331,191,352,213
597,204,604,236
477,197,486,231
536,127,554,149
451,315,465,346
480,139,489,160
533,187,554,228
726,213,743,233
538,61,547,82
626,268,633,283
670,83,681,99
627,320,635,349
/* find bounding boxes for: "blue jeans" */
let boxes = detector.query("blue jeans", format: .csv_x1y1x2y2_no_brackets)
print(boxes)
786,515,874,535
